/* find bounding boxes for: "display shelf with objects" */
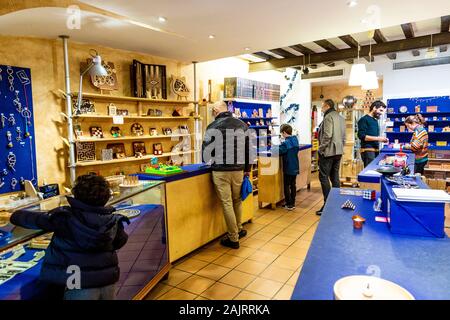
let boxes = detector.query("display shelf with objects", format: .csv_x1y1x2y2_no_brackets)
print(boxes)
385,96,450,152
74,150,196,167
60,90,197,177
0,181,169,300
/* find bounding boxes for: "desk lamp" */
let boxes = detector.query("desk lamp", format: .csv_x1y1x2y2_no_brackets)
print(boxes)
75,49,108,115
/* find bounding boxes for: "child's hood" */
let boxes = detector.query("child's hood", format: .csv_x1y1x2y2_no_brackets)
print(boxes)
64,197,125,250
285,135,300,149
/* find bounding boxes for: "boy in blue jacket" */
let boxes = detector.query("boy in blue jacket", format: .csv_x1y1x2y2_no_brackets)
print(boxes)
278,124,300,210
10,175,129,300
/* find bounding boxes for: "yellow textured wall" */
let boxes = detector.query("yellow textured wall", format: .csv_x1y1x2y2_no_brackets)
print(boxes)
0,35,189,189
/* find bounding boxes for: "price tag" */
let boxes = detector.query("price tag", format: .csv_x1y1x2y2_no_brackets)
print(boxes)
113,116,124,125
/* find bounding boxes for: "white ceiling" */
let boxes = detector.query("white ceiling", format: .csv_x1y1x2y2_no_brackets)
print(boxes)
0,0,450,62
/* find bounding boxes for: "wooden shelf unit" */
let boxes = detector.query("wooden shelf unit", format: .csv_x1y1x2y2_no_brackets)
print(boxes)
75,151,196,167
75,134,192,143
70,92,195,105
61,90,198,177
74,115,197,121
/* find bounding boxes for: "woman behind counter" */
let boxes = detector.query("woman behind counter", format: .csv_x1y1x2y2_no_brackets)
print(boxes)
404,114,429,175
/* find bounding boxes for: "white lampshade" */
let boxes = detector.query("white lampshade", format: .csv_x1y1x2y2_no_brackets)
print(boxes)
361,71,379,90
348,63,367,86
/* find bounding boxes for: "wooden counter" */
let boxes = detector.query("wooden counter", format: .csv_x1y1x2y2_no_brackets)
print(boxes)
137,165,254,263
258,145,312,209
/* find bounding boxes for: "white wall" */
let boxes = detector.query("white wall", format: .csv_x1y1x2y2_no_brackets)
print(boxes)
381,62,450,100
280,69,312,145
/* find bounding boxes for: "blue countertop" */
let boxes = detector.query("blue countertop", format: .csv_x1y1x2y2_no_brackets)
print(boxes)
381,147,413,154
291,188,450,300
135,164,211,183
358,152,415,184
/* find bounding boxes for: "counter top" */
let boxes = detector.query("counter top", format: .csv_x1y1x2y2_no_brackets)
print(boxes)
0,181,164,253
291,188,450,300
258,144,312,157
135,164,211,183
358,152,415,184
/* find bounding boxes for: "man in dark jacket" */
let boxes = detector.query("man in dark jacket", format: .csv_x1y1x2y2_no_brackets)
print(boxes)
202,101,253,249
10,175,129,300
357,100,388,167
275,124,300,210
317,99,346,216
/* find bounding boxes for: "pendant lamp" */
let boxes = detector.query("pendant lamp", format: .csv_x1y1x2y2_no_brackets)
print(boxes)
348,44,366,86
362,71,379,90
361,38,378,90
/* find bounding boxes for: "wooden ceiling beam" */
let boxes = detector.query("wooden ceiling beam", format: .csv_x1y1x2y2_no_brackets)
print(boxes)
289,44,333,68
338,35,372,62
268,48,297,59
401,23,420,57
441,15,450,32
315,39,353,64
249,32,450,72
441,16,450,53
252,52,274,61
373,29,397,60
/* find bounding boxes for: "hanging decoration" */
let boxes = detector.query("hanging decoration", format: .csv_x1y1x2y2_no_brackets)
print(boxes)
280,70,300,125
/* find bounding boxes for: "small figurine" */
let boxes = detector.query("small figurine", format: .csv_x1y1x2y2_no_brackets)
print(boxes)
242,111,248,118
252,109,259,118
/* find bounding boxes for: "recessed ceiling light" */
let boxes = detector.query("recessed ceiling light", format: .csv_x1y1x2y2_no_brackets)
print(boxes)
347,0,358,7
158,16,167,23
244,47,251,51
209,35,215,39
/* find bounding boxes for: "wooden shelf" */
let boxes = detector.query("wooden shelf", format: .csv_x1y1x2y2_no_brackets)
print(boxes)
74,114,197,121
425,167,450,172
75,150,196,167
75,134,192,143
224,98,278,104
69,92,195,104
428,158,450,162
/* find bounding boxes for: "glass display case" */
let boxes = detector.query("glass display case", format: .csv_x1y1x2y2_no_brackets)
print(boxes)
0,180,168,300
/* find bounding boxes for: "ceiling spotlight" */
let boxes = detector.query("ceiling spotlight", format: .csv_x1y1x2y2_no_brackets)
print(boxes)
347,0,358,7
158,16,167,23
209,35,215,39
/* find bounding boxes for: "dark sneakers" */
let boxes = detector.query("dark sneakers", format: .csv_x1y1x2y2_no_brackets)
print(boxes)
238,229,247,239
221,230,247,249
220,237,239,249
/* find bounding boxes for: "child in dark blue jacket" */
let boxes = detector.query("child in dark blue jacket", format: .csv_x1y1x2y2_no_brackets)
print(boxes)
278,124,300,210
10,175,129,300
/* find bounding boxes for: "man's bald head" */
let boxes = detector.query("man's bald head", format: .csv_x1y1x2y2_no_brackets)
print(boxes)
212,101,228,117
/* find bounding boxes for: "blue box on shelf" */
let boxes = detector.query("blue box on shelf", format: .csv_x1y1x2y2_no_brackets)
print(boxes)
381,178,446,238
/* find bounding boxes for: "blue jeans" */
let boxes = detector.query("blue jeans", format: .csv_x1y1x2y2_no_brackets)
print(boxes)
64,284,116,300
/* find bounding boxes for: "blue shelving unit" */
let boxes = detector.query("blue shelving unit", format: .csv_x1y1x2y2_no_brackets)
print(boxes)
386,96,450,151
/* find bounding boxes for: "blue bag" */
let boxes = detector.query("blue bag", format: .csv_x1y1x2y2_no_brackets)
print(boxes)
241,175,253,201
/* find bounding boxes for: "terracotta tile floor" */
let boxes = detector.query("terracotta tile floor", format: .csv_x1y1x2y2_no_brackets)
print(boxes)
147,178,324,300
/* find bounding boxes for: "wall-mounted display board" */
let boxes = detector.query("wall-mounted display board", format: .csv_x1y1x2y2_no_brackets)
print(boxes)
0,65,37,194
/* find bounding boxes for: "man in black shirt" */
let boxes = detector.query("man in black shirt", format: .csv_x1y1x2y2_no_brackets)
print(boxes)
357,101,388,167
